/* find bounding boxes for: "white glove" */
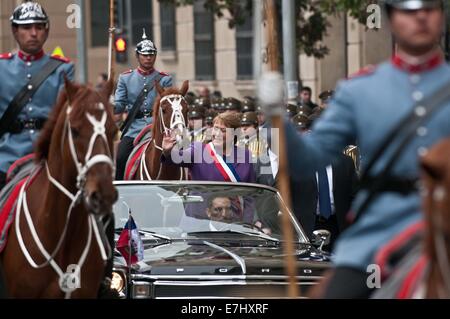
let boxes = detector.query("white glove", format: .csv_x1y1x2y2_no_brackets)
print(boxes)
257,71,284,116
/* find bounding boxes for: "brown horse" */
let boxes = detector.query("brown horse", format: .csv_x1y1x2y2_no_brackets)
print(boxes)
309,139,450,299
0,77,118,298
128,80,189,180
417,137,450,298
370,137,450,298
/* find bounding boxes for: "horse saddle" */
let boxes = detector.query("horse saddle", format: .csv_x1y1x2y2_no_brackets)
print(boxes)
124,125,153,180
133,124,153,147
371,222,428,299
0,154,36,253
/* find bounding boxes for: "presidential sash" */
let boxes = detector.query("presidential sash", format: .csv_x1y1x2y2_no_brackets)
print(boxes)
206,142,241,182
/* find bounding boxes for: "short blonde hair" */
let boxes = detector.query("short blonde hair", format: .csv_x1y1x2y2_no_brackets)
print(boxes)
213,111,241,129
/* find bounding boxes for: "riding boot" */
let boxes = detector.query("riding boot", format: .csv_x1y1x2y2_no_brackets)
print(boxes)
97,214,120,299
115,136,135,180
0,171,6,192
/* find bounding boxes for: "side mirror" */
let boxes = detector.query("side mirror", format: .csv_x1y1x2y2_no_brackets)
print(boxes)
312,229,331,251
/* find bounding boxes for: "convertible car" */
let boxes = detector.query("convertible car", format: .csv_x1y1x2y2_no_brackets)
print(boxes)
111,181,332,299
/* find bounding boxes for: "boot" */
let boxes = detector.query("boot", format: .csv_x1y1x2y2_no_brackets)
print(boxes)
97,214,120,299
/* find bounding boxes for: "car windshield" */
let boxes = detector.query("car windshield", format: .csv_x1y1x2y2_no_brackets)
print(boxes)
113,183,308,243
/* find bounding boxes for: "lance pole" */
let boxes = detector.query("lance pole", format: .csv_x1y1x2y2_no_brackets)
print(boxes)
264,0,299,298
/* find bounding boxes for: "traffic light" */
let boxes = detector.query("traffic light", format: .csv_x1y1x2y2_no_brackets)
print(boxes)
115,33,128,64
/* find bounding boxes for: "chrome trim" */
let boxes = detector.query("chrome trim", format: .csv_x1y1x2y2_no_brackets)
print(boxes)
203,240,246,274
114,180,280,193
131,274,324,281
275,192,309,243
152,280,319,286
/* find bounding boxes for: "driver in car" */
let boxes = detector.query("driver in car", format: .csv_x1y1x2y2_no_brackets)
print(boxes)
206,196,240,223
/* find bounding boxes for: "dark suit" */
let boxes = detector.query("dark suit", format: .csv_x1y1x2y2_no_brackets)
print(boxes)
290,154,358,247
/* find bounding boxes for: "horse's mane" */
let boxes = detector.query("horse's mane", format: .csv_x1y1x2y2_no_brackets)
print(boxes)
35,89,68,161
151,87,185,138
35,85,111,161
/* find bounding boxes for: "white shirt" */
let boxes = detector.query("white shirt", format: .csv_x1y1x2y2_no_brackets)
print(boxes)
315,165,335,215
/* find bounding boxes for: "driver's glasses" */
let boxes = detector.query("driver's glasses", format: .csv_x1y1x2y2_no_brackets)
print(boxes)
212,206,232,213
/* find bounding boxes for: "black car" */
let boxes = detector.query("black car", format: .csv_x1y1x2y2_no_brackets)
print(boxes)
111,181,332,298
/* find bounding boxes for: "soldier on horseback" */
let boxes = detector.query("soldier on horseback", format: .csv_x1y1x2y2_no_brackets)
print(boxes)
114,29,172,180
0,1,74,191
265,0,450,298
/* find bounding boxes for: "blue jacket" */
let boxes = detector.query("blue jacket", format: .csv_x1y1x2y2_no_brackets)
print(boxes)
0,51,74,173
286,56,450,270
114,68,172,138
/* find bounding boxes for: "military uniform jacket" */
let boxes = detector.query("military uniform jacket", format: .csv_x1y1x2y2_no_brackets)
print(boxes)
114,68,172,138
189,126,207,143
286,53,450,270
237,134,268,160
0,51,74,173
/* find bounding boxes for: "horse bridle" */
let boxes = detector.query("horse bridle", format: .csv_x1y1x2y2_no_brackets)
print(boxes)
140,94,187,180
66,103,115,190
15,102,114,298
158,94,187,137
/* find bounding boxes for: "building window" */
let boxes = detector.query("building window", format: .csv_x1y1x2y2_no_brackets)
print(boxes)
160,2,176,51
194,1,215,81
131,0,153,45
90,0,110,47
236,12,253,80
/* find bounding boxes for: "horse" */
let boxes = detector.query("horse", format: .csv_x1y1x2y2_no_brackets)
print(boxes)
0,77,118,298
420,137,450,298
370,137,450,298
308,138,450,299
126,80,189,180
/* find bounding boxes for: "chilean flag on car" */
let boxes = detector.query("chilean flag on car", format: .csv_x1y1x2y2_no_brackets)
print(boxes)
116,215,144,266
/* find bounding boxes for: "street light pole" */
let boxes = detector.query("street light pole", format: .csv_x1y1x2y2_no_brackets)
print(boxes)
282,0,298,103
253,0,263,80
76,0,87,84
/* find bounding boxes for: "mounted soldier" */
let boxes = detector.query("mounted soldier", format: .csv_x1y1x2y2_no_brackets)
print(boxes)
0,1,74,191
265,0,450,298
114,29,172,180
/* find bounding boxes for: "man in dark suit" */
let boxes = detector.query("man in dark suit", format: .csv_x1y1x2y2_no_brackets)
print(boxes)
291,153,358,251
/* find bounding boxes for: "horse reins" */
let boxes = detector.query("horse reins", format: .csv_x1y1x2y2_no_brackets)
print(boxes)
15,102,114,299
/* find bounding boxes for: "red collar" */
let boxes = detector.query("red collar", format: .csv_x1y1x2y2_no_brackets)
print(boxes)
137,67,154,76
391,53,443,73
18,50,45,62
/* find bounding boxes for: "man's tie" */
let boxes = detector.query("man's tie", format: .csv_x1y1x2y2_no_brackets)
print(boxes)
318,167,332,219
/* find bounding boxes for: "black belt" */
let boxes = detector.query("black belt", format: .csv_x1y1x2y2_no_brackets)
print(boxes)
360,176,419,196
134,109,152,119
8,118,47,134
